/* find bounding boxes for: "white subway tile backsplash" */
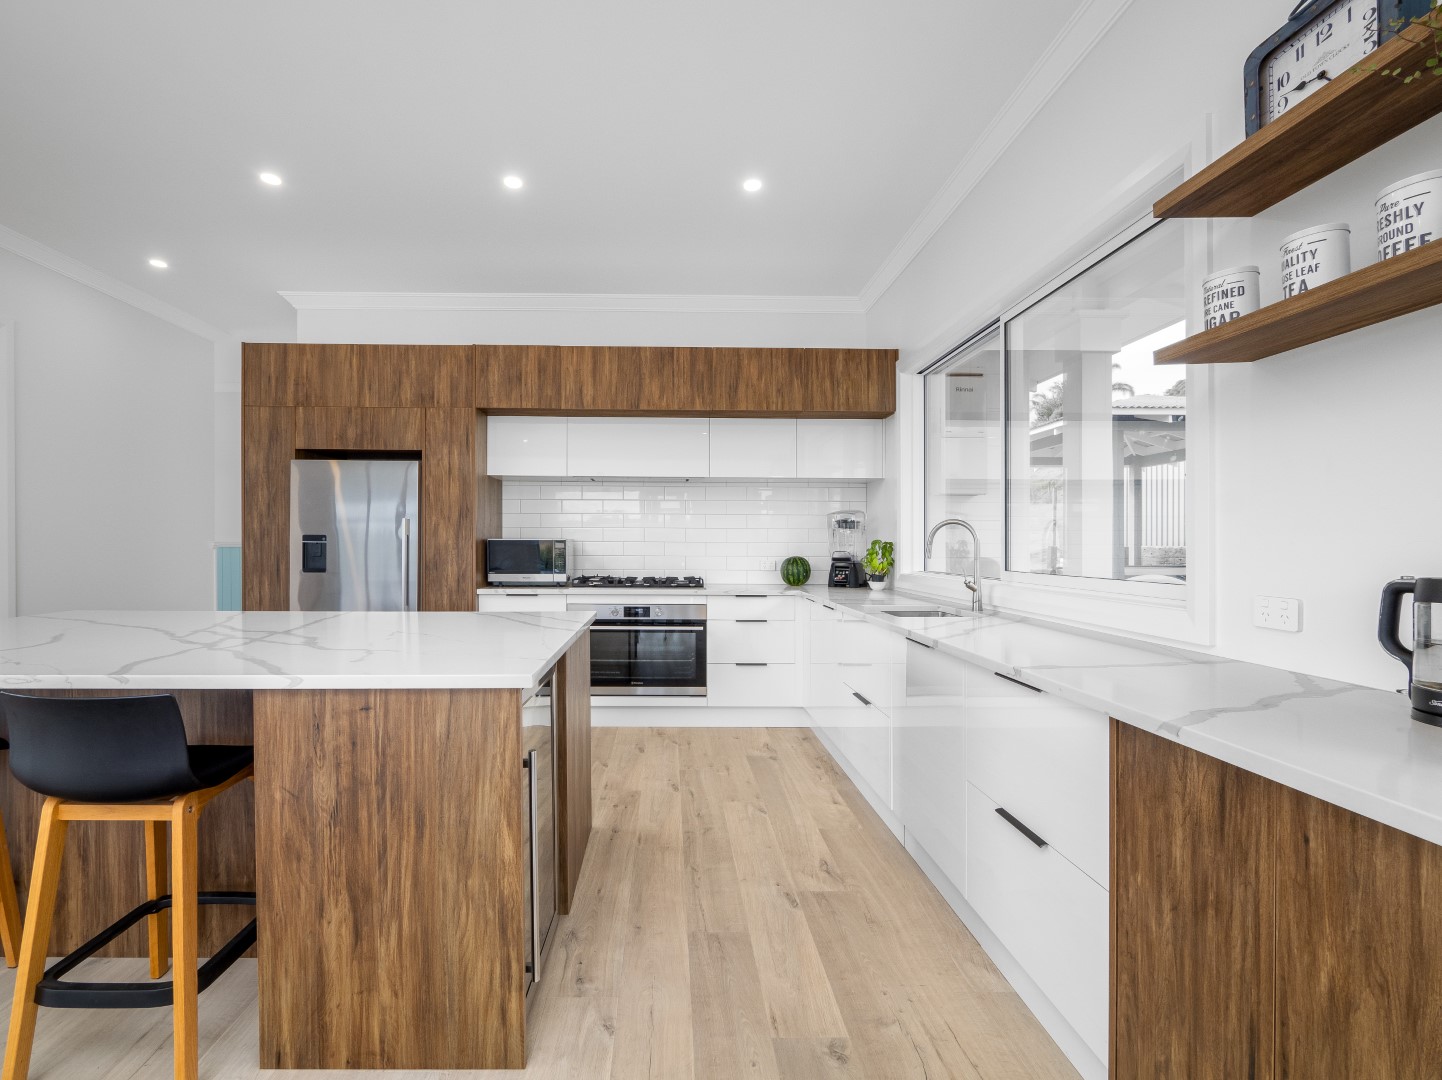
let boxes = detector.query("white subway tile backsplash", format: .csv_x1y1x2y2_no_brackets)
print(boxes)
501,478,867,583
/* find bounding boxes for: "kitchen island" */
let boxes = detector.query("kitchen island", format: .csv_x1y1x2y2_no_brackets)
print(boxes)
0,609,594,1070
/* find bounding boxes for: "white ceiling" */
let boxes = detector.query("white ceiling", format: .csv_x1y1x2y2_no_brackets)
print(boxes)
0,0,1079,337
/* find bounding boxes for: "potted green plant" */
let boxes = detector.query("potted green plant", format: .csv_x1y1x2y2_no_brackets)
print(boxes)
861,540,894,591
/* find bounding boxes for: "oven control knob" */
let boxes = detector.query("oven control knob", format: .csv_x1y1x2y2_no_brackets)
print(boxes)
610,607,621,618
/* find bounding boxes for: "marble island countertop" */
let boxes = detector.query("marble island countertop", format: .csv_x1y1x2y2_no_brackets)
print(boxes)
0,609,594,691
793,584,1442,846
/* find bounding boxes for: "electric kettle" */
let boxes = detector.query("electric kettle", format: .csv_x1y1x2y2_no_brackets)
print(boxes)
1379,576,1442,726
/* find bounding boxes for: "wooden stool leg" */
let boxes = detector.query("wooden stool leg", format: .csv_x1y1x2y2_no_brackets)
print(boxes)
3,798,68,1080
144,820,171,979
0,807,23,968
170,797,200,1080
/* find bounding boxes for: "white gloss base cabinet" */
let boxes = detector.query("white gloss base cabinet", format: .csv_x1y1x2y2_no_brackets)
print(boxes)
963,669,1109,886
708,663,800,707
965,782,1109,1063
891,640,969,896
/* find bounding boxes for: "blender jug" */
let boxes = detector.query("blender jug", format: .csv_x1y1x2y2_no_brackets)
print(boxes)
1379,576,1442,725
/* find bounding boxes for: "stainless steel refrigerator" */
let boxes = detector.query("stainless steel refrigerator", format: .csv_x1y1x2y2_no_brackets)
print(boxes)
289,458,420,611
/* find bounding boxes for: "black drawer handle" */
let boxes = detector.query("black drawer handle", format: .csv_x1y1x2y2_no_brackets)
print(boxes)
736,594,768,598
736,619,769,624
994,672,1043,693
906,636,935,649
736,663,769,667
851,691,872,706
995,807,1047,849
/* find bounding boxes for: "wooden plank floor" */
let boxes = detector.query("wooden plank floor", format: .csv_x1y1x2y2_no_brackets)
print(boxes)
0,728,1078,1079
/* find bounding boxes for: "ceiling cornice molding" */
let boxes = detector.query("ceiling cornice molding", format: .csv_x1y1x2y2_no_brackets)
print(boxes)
280,291,867,316
0,223,225,342
856,0,1138,312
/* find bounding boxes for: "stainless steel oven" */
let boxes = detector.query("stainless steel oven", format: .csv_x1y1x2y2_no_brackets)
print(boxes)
569,602,707,696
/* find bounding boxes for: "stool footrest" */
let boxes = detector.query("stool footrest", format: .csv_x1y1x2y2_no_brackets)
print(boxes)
34,892,256,1009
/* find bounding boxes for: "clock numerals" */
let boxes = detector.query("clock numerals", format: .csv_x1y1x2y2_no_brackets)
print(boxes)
1315,20,1334,46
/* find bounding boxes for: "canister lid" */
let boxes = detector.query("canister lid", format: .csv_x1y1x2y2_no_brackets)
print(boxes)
1204,265,1259,279
1280,223,1351,247
1376,169,1442,202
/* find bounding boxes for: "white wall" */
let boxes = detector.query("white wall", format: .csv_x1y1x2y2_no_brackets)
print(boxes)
295,305,867,347
868,0,1442,692
0,248,218,613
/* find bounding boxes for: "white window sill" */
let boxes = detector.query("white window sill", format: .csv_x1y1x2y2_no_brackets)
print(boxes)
895,571,1212,647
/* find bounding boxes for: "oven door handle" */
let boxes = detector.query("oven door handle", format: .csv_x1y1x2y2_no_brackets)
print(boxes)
589,625,705,632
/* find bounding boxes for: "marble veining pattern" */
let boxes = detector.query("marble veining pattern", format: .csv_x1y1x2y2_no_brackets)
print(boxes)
0,610,593,690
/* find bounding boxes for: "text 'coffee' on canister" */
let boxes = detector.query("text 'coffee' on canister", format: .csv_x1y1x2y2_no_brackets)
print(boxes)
1201,266,1260,329
1376,169,1441,261
1280,223,1350,299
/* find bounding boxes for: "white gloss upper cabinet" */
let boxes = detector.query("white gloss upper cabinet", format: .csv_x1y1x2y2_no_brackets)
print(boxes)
486,416,568,477
565,417,710,478
709,419,797,478
795,420,884,480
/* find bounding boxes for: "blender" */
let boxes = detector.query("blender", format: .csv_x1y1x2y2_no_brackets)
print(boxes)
1379,576,1442,725
827,510,867,588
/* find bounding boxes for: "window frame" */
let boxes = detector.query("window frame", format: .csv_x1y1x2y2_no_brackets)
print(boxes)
904,211,1215,645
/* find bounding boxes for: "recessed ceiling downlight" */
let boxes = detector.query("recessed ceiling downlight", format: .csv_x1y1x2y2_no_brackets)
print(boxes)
742,177,763,193
148,257,168,269
258,171,283,186
503,175,524,190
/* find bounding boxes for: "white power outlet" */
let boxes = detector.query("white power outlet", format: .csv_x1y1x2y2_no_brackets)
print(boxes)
1254,595,1302,632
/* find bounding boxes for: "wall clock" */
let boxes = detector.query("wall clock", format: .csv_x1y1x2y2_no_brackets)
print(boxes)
1244,0,1435,133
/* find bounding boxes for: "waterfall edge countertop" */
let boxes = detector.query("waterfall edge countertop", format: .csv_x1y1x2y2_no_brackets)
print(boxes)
0,609,595,691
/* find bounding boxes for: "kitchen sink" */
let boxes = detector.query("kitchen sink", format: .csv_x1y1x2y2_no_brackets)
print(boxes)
880,608,959,619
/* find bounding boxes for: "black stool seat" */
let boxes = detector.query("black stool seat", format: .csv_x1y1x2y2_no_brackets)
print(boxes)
0,693,252,802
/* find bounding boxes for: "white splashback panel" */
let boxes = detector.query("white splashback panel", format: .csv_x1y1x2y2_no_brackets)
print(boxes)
501,479,868,586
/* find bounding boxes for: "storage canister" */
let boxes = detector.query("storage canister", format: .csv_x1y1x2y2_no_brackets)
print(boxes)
1376,169,1442,261
1201,266,1261,329
1279,223,1350,299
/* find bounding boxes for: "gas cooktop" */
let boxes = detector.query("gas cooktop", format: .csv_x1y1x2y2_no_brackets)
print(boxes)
569,575,705,589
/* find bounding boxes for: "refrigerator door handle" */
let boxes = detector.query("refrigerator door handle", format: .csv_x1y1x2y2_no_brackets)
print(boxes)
401,517,412,612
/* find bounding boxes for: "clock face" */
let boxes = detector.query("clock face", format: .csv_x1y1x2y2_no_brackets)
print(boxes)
1264,1,1380,122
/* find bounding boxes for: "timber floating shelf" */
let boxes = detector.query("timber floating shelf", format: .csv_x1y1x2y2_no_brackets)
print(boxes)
1155,16,1442,219
1156,239,1442,365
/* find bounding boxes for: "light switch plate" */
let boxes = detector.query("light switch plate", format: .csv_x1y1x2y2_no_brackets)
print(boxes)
1254,595,1301,632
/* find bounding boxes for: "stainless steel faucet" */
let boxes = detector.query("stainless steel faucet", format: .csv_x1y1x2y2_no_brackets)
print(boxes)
924,518,984,612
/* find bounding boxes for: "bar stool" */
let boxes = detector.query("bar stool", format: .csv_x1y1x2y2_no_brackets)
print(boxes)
0,739,22,968
0,693,256,1080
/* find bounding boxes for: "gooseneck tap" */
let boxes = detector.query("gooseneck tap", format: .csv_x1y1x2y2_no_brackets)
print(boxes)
924,519,984,613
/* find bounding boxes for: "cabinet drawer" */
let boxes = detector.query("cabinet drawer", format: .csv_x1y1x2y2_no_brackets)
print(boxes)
708,594,796,621
477,593,569,613
963,671,1108,884
708,663,800,707
966,783,1108,1062
806,598,844,622
810,616,902,664
838,662,894,714
708,620,796,664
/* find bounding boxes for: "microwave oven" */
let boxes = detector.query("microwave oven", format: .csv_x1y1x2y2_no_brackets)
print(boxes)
486,539,570,586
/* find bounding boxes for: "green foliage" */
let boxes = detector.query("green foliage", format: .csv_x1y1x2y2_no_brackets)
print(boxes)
780,555,812,587
861,540,894,578
1357,7,1442,80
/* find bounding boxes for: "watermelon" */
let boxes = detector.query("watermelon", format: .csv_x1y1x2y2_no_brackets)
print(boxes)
780,556,811,587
